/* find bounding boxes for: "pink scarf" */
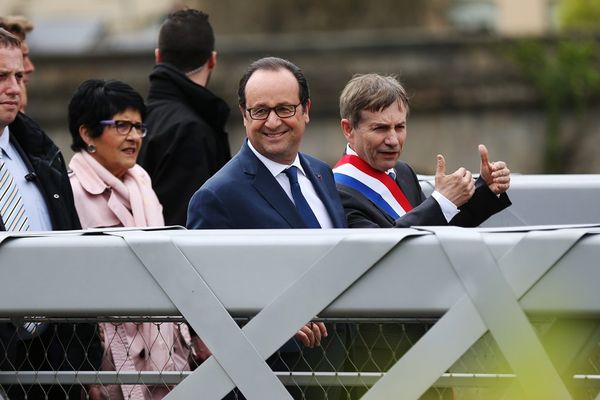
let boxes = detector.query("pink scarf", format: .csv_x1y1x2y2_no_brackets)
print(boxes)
69,152,164,228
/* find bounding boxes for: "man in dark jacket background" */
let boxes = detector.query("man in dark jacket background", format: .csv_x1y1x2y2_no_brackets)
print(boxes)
0,27,101,400
138,8,231,227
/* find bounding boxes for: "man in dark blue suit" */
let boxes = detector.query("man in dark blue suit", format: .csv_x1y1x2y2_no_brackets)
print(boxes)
187,56,346,230
187,56,348,399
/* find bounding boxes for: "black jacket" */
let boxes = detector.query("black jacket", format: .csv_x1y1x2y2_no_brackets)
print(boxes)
337,160,511,228
2,112,81,231
139,63,231,226
1,113,100,400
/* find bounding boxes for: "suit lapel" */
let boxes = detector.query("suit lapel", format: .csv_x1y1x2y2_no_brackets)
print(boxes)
239,143,304,228
301,155,343,228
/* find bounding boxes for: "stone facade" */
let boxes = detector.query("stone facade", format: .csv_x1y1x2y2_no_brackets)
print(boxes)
24,32,600,174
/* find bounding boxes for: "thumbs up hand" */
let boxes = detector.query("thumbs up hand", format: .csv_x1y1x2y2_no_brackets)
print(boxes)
434,154,475,207
479,144,510,195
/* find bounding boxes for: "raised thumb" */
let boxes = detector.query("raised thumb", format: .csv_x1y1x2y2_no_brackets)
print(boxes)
436,154,446,177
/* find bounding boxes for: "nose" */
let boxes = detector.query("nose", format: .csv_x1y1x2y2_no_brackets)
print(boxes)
384,129,400,146
6,75,22,96
263,109,282,129
127,128,144,140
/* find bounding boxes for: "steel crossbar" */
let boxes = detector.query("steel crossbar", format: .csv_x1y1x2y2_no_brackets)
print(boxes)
1,227,600,399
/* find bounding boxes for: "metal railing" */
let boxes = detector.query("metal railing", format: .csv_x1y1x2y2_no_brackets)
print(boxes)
1,225,600,399
2,175,600,399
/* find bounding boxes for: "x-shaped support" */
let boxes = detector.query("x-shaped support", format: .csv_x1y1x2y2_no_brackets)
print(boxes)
364,227,593,399
113,230,426,399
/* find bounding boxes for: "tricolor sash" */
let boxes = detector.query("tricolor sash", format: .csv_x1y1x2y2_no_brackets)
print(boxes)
333,155,413,219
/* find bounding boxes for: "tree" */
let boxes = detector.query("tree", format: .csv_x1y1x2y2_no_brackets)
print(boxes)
509,0,600,173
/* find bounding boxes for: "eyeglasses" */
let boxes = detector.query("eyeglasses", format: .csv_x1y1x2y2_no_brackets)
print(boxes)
246,103,301,120
99,120,148,138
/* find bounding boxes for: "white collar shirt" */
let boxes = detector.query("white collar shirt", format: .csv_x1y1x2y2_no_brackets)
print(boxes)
248,141,334,228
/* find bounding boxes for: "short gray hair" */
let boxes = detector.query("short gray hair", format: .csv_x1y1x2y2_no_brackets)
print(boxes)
339,73,409,127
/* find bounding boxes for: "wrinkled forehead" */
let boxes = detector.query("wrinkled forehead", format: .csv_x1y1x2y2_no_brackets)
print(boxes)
0,46,24,70
357,100,407,123
0,44,23,59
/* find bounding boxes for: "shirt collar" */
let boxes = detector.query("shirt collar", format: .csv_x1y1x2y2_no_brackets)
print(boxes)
345,144,396,177
248,140,307,177
0,126,14,160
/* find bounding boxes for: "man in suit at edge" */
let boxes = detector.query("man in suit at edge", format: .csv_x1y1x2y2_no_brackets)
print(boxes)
0,28,101,400
187,57,348,399
334,73,511,229
333,73,511,399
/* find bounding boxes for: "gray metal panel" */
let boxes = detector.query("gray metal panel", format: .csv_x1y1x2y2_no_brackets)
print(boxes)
419,174,600,226
2,225,600,399
1,228,600,317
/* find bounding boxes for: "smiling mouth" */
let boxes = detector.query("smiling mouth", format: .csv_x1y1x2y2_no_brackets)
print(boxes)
262,130,287,138
122,148,137,155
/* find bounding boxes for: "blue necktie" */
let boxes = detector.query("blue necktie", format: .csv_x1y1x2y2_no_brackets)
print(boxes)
284,166,321,228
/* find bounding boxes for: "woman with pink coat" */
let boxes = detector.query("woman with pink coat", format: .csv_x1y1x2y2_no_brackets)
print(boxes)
67,79,202,400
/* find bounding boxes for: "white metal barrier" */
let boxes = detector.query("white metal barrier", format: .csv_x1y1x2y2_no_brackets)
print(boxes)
419,174,600,226
2,174,600,399
1,225,600,399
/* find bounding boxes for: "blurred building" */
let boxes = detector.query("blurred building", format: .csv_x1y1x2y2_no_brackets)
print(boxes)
1,0,598,174
2,0,560,53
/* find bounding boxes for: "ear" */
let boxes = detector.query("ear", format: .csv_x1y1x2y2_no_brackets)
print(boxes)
154,48,161,64
341,118,354,142
207,51,217,70
302,99,311,124
79,125,93,146
240,105,249,128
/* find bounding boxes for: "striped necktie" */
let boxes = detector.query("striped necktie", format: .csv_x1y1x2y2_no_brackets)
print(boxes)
0,153,44,337
0,153,30,231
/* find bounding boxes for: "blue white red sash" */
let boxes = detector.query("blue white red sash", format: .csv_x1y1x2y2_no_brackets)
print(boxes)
333,155,413,219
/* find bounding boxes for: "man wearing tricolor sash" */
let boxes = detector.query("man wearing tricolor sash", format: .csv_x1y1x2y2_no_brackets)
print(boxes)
334,73,511,228
334,74,513,399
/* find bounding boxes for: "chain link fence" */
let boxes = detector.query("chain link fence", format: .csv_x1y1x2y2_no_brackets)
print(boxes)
1,317,600,399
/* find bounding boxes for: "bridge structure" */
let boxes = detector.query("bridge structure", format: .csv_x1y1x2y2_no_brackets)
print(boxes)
1,175,600,399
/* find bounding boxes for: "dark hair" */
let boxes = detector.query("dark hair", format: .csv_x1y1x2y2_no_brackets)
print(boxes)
238,57,310,109
68,79,146,152
0,27,21,49
158,9,214,73
340,74,410,127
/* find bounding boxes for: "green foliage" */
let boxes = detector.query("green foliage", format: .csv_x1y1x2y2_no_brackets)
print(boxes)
513,40,600,107
558,0,600,32
511,38,600,172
